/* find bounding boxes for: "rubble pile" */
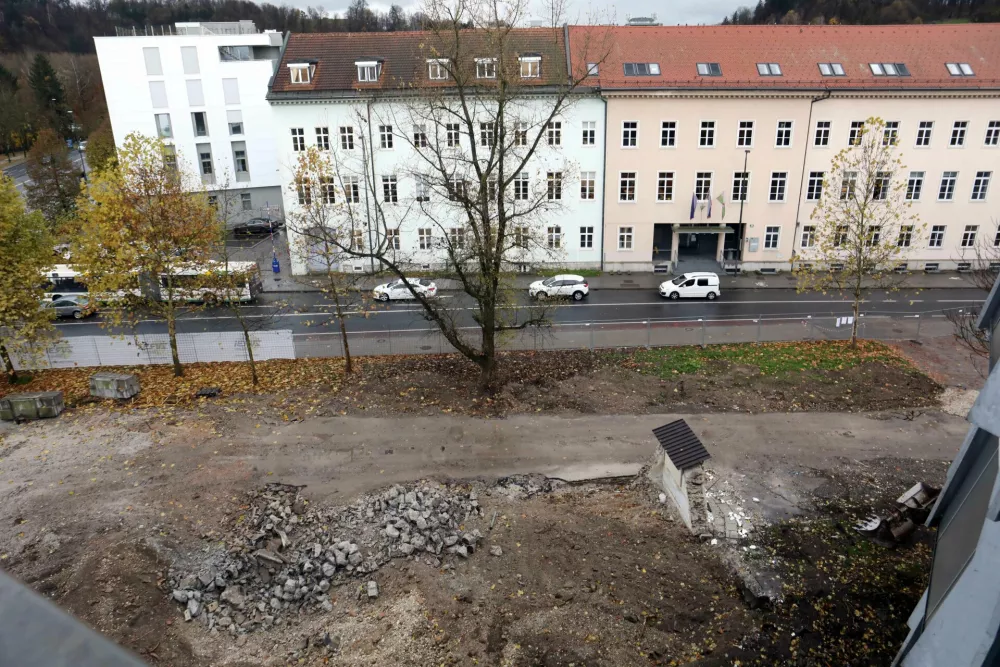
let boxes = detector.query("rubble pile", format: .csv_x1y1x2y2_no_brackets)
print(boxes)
166,481,486,637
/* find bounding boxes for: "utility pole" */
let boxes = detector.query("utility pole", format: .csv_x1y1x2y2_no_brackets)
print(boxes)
737,148,750,265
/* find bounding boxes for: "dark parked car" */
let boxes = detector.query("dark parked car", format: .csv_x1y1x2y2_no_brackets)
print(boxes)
231,218,284,237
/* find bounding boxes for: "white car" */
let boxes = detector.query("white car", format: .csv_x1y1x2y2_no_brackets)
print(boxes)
528,274,590,301
373,278,438,301
659,272,721,300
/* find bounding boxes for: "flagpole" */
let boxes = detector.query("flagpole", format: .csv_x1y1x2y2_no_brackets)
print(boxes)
738,149,750,266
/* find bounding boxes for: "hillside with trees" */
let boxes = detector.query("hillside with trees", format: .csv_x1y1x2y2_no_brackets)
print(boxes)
1,0,428,53
723,0,1000,24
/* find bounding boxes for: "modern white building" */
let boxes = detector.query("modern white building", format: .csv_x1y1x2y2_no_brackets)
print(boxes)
266,29,606,276
95,21,286,219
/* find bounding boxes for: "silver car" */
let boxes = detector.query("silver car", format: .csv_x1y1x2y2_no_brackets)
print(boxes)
42,295,94,319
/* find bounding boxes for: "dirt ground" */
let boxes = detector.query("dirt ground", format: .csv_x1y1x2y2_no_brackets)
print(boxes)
0,336,973,666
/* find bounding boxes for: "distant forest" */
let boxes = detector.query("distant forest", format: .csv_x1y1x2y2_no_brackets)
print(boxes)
722,0,1000,24
0,0,428,53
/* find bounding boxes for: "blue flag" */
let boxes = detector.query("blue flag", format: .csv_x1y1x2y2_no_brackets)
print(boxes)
689,191,697,220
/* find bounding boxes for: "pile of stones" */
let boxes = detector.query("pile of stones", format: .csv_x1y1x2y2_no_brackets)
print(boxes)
166,481,486,637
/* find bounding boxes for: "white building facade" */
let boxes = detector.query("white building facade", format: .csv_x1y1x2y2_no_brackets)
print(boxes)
94,21,286,219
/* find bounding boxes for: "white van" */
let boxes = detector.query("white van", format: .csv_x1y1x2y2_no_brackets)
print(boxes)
658,272,721,300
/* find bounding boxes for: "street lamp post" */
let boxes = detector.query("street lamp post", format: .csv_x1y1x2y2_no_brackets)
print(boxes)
737,149,750,266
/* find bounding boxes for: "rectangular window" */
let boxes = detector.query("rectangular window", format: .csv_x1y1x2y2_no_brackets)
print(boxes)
480,122,495,147
906,171,924,201
546,121,561,146
546,172,562,200
870,62,910,76
386,228,400,250
580,171,595,200
448,179,467,201
344,176,360,203
929,225,945,248
622,121,638,147
582,121,596,146
291,127,304,151
227,113,243,135
618,226,633,250
520,57,540,78
185,79,204,106
154,113,172,138
288,64,313,84
192,111,208,137
240,192,252,211
623,63,660,76
951,121,968,147
351,230,364,251
382,175,398,203
379,125,393,149
873,171,891,201
660,121,676,147
986,121,1000,146
513,227,529,249
883,121,899,146
939,171,958,200
946,62,975,76
476,58,497,79
756,63,782,76
232,142,249,175
427,59,448,80
580,226,594,249
413,125,428,148
149,81,167,108
800,225,815,248
814,121,830,146
587,63,599,76
415,177,430,202
162,144,177,171
911,121,932,148
769,172,787,201
514,121,528,147
222,78,239,105
657,172,674,202
737,120,754,147
340,126,354,150
619,172,636,201
962,224,979,247
849,121,864,146
695,172,712,200
197,144,213,176
514,172,529,200
775,120,792,147
818,62,845,76
731,171,749,202
142,47,162,76
296,178,311,206
834,225,849,247
764,226,779,249
972,171,992,201
319,176,335,204
547,225,561,249
696,63,722,76
316,126,330,150
356,62,380,82
699,121,715,147
446,123,460,147
841,171,858,200
418,228,432,250
806,171,824,201
865,226,882,247
449,227,466,248
897,226,913,247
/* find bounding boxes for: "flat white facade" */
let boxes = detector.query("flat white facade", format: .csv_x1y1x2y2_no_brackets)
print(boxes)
94,22,286,217
272,95,606,276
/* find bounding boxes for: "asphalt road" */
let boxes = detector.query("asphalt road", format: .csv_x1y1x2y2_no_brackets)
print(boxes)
52,287,986,338
3,152,88,195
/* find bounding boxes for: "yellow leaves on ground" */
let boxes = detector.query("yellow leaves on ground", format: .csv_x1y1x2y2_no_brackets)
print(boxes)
5,358,346,408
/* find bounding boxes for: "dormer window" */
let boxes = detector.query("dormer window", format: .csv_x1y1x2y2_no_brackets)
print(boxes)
818,62,845,77
519,55,541,78
288,63,315,84
476,58,497,79
696,62,722,76
427,59,449,80
356,60,381,82
756,63,782,76
946,62,975,77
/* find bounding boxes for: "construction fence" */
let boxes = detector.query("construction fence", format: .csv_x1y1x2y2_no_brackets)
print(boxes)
11,310,962,370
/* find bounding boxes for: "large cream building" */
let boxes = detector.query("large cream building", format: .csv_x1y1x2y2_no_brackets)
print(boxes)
570,24,1000,273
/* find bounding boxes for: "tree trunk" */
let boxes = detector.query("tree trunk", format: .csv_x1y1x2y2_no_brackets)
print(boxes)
242,325,259,386
167,313,183,377
850,298,860,347
477,329,498,393
329,279,353,374
0,344,18,384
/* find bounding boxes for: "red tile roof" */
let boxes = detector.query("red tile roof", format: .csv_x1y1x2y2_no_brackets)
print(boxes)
270,28,567,96
568,24,1000,90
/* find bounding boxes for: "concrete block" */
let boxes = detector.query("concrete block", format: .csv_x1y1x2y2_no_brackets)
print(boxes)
89,373,140,400
0,391,65,421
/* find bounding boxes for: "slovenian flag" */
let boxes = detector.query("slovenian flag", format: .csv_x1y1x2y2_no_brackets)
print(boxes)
707,192,713,219
689,191,697,220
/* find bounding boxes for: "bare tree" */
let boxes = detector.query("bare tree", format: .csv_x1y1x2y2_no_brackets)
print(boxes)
795,116,925,345
947,216,1000,364
286,1,611,391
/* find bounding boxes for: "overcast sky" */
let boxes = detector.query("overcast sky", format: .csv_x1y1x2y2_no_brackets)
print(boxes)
314,0,746,26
